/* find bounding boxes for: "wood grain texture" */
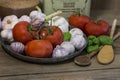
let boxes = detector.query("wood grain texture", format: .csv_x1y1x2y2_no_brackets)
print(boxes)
0,31,120,79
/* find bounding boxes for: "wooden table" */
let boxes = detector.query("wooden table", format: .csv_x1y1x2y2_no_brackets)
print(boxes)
0,11,120,80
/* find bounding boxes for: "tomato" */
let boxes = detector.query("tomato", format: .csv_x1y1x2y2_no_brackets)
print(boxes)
25,40,53,58
39,28,48,39
12,21,33,44
84,20,109,36
68,14,90,31
39,26,63,47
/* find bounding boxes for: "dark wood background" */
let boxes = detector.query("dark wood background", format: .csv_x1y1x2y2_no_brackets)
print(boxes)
91,0,118,10
90,0,120,25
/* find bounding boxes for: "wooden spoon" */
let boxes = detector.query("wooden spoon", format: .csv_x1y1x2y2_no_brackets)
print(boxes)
74,19,118,66
113,32,120,41
74,46,103,66
97,19,117,65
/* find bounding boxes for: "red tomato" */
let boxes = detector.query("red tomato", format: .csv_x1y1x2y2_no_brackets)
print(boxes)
12,21,33,44
84,20,109,36
39,26,63,47
25,40,53,58
39,28,48,39
68,14,90,31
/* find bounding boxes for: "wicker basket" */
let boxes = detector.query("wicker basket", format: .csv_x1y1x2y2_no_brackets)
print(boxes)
0,0,40,18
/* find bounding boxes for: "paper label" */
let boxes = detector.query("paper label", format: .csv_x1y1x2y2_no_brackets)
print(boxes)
44,0,91,18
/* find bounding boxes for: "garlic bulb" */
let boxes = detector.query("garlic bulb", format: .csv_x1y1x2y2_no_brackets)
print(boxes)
29,10,46,27
70,35,86,50
52,45,69,58
2,15,19,29
19,15,31,23
61,41,75,54
49,16,69,32
70,28,84,37
0,29,14,41
10,42,25,53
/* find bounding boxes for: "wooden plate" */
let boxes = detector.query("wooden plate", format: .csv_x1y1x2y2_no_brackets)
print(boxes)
0,35,87,64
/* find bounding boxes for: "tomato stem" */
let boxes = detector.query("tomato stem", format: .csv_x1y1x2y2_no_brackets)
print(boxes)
47,27,53,34
36,31,40,40
28,24,33,33
36,25,45,40
74,10,81,16
95,20,101,25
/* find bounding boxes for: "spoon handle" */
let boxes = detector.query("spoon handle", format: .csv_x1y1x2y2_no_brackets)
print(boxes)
113,32,120,40
110,19,117,39
89,46,103,58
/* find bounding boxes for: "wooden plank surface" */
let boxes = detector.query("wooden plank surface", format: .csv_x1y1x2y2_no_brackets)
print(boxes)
0,9,120,80
0,25,120,80
0,69,120,80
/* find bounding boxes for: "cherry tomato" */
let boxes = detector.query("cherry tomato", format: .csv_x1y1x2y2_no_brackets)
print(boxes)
12,21,33,44
39,26,63,47
25,40,53,58
39,28,48,39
